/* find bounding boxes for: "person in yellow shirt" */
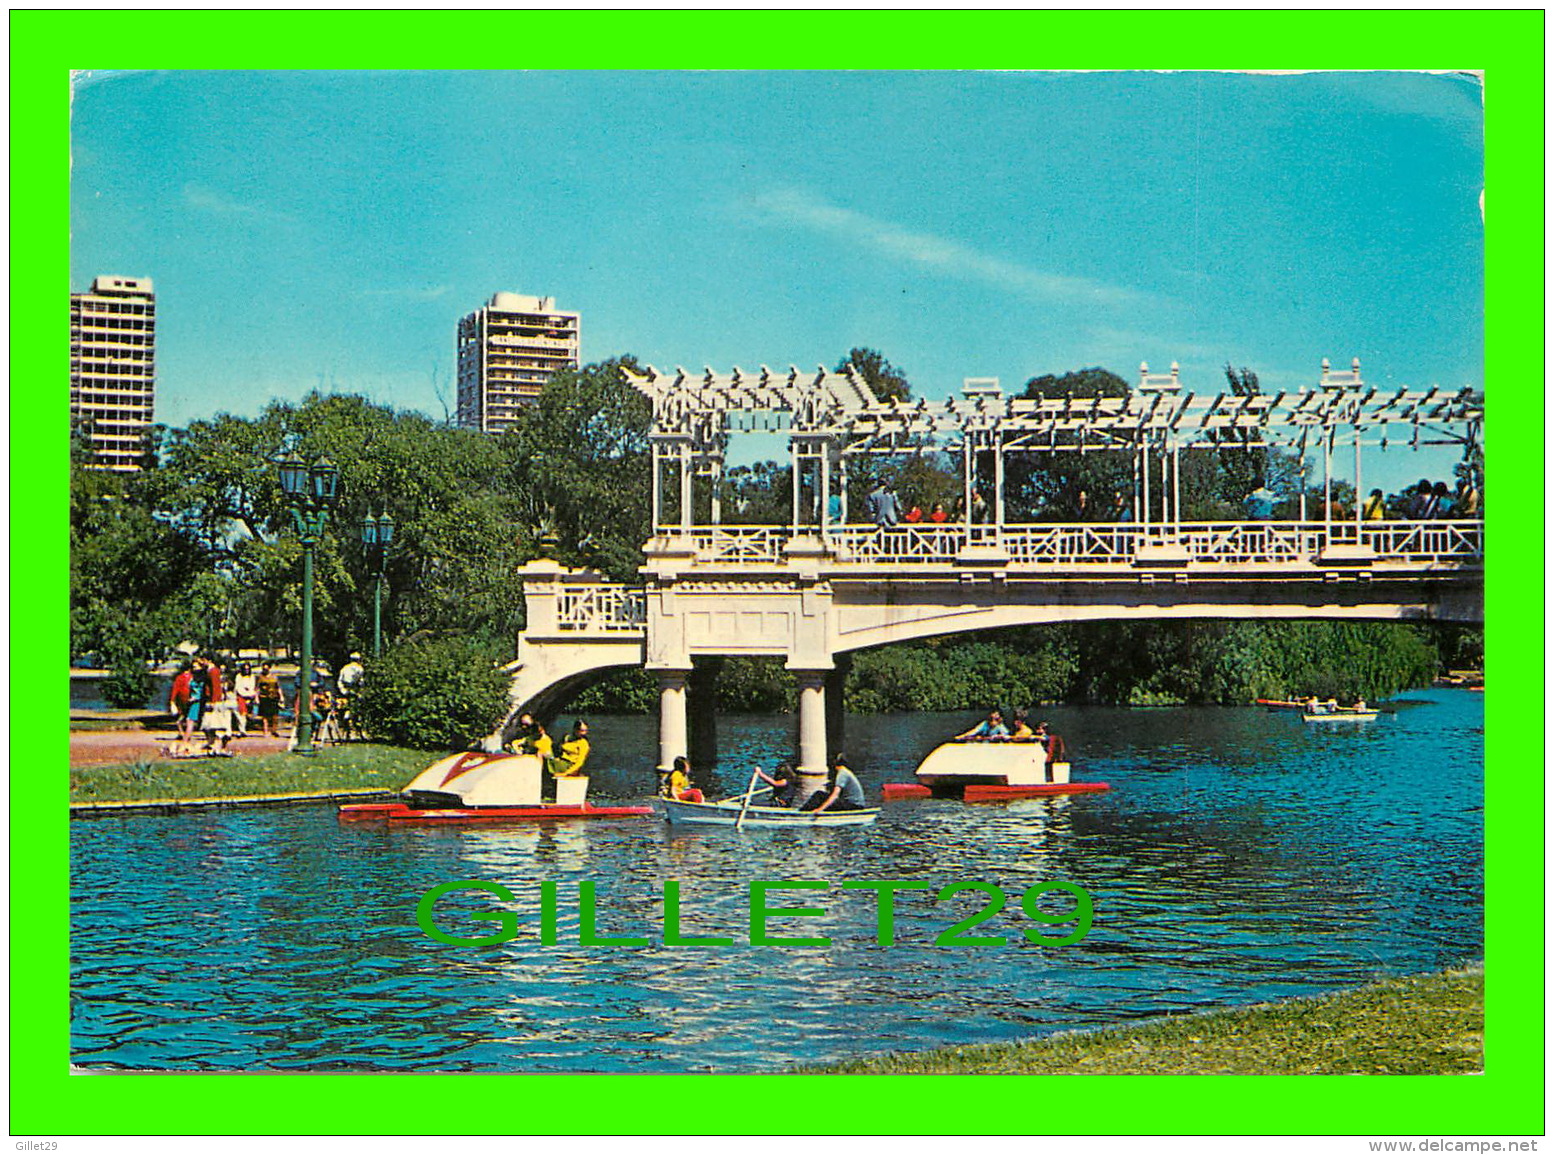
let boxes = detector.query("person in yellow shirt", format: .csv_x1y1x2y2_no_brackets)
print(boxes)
1009,709,1036,740
663,755,704,803
1362,488,1387,521
509,713,554,758
552,719,590,777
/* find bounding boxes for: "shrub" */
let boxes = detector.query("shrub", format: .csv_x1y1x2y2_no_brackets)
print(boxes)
353,636,512,751
101,661,154,709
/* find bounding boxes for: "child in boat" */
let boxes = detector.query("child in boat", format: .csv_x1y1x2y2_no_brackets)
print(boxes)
664,755,704,803
1035,722,1067,773
755,761,800,807
800,753,867,814
1009,710,1036,740
955,710,1009,741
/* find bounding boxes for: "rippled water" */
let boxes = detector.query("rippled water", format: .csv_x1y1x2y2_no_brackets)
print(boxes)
71,689,1483,1071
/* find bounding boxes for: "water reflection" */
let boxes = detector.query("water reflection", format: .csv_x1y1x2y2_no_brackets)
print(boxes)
72,689,1483,1071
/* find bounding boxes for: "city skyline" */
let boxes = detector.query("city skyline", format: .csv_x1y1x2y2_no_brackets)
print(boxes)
70,70,1484,489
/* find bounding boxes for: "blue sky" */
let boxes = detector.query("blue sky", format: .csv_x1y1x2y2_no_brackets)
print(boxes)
71,70,1483,488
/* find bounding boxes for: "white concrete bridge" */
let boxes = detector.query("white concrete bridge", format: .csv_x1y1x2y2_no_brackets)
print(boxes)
499,359,1484,791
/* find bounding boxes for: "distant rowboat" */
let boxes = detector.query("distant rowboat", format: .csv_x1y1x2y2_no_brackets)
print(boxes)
1302,708,1380,723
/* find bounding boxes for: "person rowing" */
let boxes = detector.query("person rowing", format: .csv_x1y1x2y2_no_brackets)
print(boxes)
754,760,801,807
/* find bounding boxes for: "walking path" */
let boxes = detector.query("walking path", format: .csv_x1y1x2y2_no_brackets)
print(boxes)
70,727,296,769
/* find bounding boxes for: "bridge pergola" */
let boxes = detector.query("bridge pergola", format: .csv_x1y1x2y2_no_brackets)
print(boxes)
497,361,1488,789
627,359,1484,541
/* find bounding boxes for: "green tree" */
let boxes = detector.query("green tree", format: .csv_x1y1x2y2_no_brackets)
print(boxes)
837,347,912,403
508,356,652,581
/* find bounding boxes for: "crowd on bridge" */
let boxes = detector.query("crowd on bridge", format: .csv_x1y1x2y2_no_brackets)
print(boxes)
849,474,1481,531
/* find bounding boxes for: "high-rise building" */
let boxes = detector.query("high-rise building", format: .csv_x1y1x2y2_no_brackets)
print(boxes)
456,292,580,433
70,275,157,471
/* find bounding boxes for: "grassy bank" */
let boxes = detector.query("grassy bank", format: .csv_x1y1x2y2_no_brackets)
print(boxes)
70,743,434,804
806,966,1483,1075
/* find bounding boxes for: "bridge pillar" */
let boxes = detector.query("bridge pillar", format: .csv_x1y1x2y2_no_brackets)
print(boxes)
655,669,691,774
825,654,851,753
687,658,722,768
794,670,829,792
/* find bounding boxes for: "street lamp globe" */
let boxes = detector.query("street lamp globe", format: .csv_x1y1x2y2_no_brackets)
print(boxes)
310,456,339,503
277,452,308,499
360,512,379,547
378,511,395,546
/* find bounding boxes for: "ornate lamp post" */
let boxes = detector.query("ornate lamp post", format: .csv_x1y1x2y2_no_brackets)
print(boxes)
277,452,339,756
360,511,394,658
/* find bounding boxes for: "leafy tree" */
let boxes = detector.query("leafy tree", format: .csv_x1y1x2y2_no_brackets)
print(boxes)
837,347,912,403
508,356,652,581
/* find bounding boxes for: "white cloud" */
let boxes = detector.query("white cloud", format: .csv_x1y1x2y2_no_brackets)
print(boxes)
182,182,260,216
748,188,1154,309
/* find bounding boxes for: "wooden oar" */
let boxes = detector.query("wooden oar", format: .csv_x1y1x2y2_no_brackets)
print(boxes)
736,767,762,830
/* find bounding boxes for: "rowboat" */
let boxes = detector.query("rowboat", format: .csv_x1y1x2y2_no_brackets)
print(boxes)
657,797,879,827
1302,709,1380,723
339,750,653,823
884,738,1110,802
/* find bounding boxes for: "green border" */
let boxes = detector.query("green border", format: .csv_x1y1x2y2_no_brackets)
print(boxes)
17,10,1543,1137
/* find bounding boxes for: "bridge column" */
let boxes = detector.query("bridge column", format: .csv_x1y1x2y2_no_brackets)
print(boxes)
687,658,722,768
825,654,851,753
794,670,829,792
656,669,691,773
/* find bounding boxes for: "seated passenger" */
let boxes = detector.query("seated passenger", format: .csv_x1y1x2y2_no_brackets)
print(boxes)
551,719,590,777
755,760,801,807
664,755,703,803
955,710,1009,741
1009,709,1036,740
800,753,867,813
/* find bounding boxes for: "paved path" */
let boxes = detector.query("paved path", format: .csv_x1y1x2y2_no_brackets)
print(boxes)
70,728,298,769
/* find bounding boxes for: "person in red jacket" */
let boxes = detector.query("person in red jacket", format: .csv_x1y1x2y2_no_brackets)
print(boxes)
168,662,194,740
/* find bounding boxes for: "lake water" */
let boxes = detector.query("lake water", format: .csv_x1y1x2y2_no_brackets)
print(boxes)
70,689,1484,1072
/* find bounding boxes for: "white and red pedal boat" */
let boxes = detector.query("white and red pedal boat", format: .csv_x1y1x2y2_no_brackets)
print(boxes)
339,750,653,823
883,740,1110,803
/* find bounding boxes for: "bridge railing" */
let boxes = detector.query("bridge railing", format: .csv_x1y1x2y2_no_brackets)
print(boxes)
662,520,1482,569
555,583,648,632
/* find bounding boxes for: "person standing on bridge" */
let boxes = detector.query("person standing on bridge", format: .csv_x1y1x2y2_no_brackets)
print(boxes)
867,480,900,528
1362,488,1387,520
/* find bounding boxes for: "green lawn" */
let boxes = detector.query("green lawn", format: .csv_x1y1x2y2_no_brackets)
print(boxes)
804,966,1483,1075
70,743,435,804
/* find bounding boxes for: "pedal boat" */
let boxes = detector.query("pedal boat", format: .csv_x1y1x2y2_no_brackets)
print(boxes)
657,797,879,827
883,739,1110,802
339,750,653,823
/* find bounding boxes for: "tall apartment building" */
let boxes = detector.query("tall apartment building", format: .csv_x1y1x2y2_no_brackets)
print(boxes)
70,275,157,470
456,292,580,433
